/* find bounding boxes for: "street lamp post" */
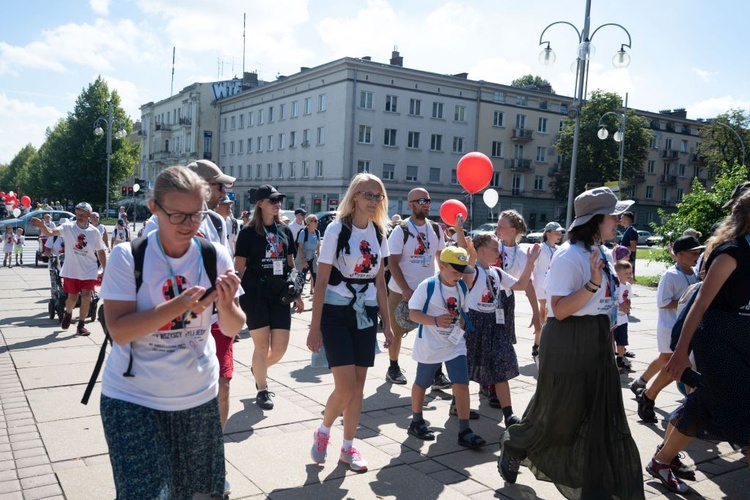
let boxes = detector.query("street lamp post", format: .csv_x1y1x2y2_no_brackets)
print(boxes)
538,0,632,228
94,100,126,216
597,92,629,192
711,120,746,167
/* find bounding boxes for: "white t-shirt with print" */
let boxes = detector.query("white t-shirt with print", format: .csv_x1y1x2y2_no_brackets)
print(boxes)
318,220,389,302
44,235,65,256
545,241,618,318
58,221,105,280
657,265,698,339
467,265,517,313
533,243,556,301
387,219,445,294
14,235,25,249
409,276,469,364
99,232,237,411
3,232,14,253
615,282,633,326
499,241,529,298
112,227,130,243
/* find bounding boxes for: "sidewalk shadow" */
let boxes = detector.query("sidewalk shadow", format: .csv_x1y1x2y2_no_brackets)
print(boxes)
518,362,538,378
1,311,57,328
224,398,267,440
4,331,78,350
290,364,329,384
266,464,346,499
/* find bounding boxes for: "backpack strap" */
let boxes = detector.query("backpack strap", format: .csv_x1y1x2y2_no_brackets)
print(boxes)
401,218,441,246
417,276,436,338
457,280,475,333
330,222,383,287
206,210,224,240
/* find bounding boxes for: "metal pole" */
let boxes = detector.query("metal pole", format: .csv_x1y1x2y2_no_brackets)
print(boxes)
565,0,592,229
714,120,746,167
617,93,628,188
105,100,112,218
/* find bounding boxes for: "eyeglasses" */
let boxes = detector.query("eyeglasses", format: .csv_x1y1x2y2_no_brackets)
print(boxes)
360,191,385,202
409,198,432,205
210,182,229,191
155,200,208,225
268,198,283,205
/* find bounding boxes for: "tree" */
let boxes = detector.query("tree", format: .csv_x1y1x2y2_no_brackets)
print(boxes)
0,144,37,194
696,109,750,177
511,74,555,94
26,77,139,207
552,90,651,201
653,162,749,242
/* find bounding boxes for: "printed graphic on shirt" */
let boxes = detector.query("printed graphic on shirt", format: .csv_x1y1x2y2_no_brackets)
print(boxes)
353,240,379,274
446,296,459,319
266,232,285,258
74,234,87,250
159,276,199,331
413,233,428,255
481,274,497,304
622,288,629,302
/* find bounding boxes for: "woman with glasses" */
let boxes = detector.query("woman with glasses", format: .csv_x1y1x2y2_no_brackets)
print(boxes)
98,166,244,499
307,173,394,472
297,213,322,296
234,184,303,410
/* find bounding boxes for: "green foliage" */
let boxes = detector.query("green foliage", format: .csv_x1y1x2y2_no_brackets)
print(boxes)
697,109,750,176
650,163,749,262
553,90,651,201
0,144,37,193
510,74,555,94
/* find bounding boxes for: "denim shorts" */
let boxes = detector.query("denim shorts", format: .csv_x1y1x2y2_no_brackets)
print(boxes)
415,355,470,389
321,303,378,367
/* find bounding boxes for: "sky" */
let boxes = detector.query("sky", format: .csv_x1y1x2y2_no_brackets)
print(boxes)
2,0,750,165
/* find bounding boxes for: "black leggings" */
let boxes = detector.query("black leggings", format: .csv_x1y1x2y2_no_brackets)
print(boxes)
306,259,317,288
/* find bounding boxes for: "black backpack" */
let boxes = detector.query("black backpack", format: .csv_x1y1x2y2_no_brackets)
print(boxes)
297,227,321,244
81,236,217,405
206,210,224,240
399,218,442,246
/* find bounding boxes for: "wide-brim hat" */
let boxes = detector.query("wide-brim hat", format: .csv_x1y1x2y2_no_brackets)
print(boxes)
394,301,418,332
568,187,634,231
187,159,236,185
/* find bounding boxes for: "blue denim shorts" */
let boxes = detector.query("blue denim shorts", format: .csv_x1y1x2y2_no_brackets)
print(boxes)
613,323,629,346
414,355,470,389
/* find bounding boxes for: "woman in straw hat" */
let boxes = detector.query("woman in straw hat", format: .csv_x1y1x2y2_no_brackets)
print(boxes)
498,187,643,499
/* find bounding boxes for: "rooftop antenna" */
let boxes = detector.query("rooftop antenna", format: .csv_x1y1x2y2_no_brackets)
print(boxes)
242,13,246,80
170,47,175,96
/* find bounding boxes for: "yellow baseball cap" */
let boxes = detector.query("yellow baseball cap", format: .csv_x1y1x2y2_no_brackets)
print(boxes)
440,246,475,274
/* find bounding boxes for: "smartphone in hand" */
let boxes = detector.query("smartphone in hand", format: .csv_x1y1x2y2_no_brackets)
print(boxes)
680,367,703,388
200,285,216,301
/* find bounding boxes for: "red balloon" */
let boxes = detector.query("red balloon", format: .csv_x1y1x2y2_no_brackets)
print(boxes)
439,199,468,227
20,195,31,208
456,152,494,194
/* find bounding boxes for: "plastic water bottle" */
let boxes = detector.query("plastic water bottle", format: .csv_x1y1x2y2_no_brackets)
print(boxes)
311,347,329,368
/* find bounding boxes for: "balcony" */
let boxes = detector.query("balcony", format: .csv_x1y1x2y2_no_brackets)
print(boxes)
505,159,532,171
629,175,646,184
661,149,679,161
659,174,677,186
547,165,560,176
178,117,192,126
154,123,172,132
511,128,533,142
689,153,702,164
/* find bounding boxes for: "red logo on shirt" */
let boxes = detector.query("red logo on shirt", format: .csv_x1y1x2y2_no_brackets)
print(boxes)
265,232,285,258
413,233,427,256
159,276,197,331
354,240,379,274
446,296,459,318
481,275,497,303
74,234,87,250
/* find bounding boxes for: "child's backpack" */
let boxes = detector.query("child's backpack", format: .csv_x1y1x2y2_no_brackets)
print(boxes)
417,276,475,338
81,236,217,404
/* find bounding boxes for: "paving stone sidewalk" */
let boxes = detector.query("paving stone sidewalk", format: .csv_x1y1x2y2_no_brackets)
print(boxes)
0,242,747,499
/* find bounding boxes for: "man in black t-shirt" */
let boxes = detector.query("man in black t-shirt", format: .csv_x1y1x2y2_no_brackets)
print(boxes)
620,211,638,278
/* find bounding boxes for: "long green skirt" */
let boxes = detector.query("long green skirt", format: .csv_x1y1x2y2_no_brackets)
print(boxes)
502,315,644,500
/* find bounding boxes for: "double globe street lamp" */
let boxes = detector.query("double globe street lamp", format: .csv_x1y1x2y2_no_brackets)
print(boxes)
538,0,632,229
94,100,127,216
597,92,629,190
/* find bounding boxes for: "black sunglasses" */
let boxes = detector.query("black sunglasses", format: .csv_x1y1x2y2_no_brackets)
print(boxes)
409,198,432,205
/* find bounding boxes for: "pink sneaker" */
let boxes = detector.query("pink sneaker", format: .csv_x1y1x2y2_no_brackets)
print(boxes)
339,446,368,472
310,430,329,464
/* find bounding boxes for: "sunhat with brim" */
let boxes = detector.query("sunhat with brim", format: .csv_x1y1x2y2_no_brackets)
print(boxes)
722,181,750,209
568,187,634,231
394,300,418,332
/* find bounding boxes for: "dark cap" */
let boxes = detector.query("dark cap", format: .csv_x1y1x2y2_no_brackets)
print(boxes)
672,235,706,254
255,184,285,201
722,181,750,209
294,208,307,216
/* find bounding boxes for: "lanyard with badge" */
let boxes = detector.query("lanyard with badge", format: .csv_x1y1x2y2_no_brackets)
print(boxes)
263,223,285,275
409,218,432,267
437,278,465,344
480,266,505,325
597,247,618,327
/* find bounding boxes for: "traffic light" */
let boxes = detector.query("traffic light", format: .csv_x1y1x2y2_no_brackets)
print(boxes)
121,186,127,197
127,187,134,197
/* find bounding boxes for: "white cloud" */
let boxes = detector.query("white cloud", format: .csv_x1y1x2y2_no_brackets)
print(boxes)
0,94,63,164
97,75,143,121
691,66,717,82
688,96,750,120
90,0,110,16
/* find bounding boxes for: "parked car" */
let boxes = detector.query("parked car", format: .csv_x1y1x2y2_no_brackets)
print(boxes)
314,211,338,237
637,230,652,245
469,222,497,237
0,210,75,237
646,234,664,246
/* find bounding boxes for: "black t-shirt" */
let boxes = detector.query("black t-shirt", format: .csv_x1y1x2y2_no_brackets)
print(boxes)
621,226,638,261
235,223,296,286
705,236,750,315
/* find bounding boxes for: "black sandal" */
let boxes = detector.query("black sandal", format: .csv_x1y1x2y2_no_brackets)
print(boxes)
458,428,486,449
408,419,435,440
449,405,479,420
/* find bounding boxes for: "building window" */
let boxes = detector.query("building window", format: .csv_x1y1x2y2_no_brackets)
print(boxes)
257,137,263,152
429,167,440,183
491,141,503,158
451,169,458,184
432,102,444,119
534,175,544,191
315,160,323,177
536,146,546,162
385,95,398,113
665,137,673,150
538,117,548,133
289,131,296,148
256,164,262,179
649,136,657,149
516,114,526,129
646,186,654,199
452,136,464,153
406,165,418,182
247,138,252,153
267,163,273,178
278,133,285,149
407,131,420,149
318,94,327,112
677,188,684,200
304,97,312,115
494,92,505,103
222,118,227,131
382,163,395,180
291,101,299,118
647,160,655,174
230,141,235,155
430,134,443,151
238,140,243,154
267,135,273,151
279,103,286,120
302,129,311,146
289,161,296,178
493,110,505,127
409,98,421,116
278,162,284,178
238,165,244,179
258,109,264,125
454,105,466,122
302,161,309,178
268,106,274,123
357,160,370,173
514,144,524,159
358,125,372,144
248,111,254,126
678,163,686,177
490,171,501,188
360,91,373,109
222,142,226,156
317,127,326,145
384,128,397,147
239,114,244,129
512,174,523,195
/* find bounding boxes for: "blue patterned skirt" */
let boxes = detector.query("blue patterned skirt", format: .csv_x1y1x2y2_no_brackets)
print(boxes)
466,309,519,384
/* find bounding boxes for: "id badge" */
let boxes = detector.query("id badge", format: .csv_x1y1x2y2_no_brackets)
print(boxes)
448,324,465,345
422,254,431,267
495,308,505,325
188,339,209,367
503,289,513,299
273,259,284,275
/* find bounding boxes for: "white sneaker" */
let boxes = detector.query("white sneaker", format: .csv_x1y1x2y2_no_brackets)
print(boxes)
339,446,368,472
310,429,330,464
